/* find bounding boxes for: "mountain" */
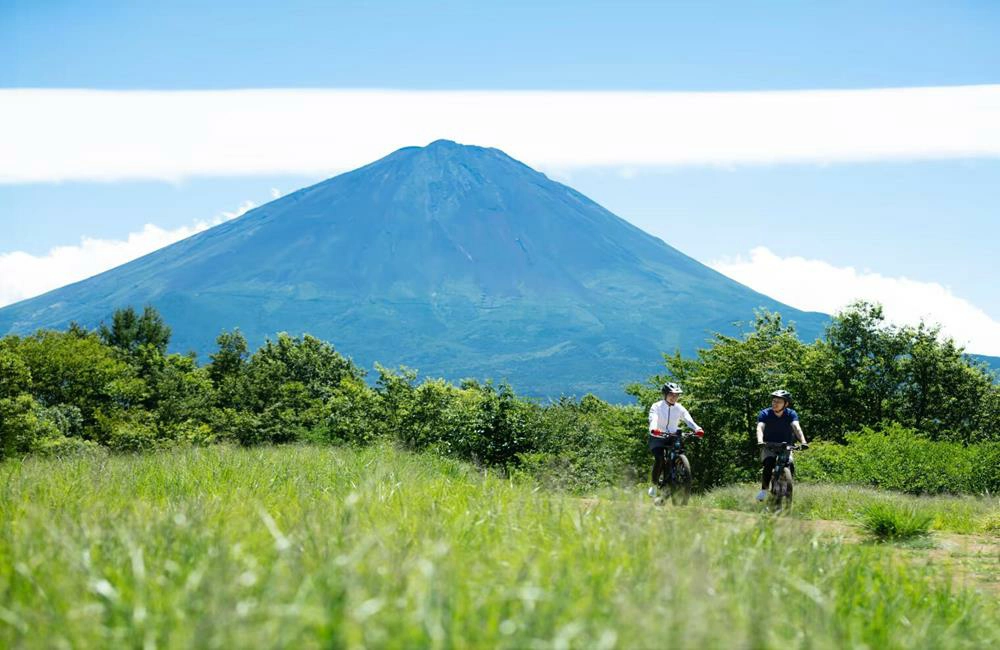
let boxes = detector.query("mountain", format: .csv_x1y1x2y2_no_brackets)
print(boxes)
0,140,828,399
970,354,1000,378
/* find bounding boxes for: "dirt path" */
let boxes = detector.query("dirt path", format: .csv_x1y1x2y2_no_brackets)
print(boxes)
575,496,1000,594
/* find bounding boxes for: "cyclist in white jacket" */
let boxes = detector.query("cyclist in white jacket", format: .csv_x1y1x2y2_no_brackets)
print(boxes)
647,382,704,496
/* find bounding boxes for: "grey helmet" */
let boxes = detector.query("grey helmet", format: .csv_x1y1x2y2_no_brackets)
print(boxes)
770,389,792,405
661,382,684,395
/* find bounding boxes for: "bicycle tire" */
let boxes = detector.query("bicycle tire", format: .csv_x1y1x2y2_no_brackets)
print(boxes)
670,455,692,505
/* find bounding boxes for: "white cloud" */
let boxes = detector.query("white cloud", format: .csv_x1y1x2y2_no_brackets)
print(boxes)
270,187,282,199
0,200,255,307
711,247,1000,355
1,85,999,183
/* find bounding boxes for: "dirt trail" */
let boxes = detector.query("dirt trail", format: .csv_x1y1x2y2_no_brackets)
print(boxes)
575,496,1000,594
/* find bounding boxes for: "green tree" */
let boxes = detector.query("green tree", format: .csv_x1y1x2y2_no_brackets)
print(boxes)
894,323,995,442
821,302,906,434
242,333,363,411
208,329,249,393
0,394,60,459
7,330,140,432
0,346,31,399
151,354,215,431
98,305,171,356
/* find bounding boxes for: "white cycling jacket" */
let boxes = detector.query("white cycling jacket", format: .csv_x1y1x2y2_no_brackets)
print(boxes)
648,400,701,437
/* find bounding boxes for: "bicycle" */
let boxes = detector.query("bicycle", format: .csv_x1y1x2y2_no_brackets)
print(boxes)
761,441,808,511
657,431,699,506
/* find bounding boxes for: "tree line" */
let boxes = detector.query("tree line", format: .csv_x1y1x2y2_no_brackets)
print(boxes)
1,302,997,493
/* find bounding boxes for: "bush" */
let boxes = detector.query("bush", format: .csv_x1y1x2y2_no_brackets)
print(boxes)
34,435,103,458
860,501,933,541
450,382,541,468
796,424,998,495
979,512,1000,535
315,377,385,445
0,394,61,458
106,420,160,453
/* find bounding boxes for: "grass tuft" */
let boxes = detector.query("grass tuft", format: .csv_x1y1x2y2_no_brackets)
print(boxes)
860,501,934,541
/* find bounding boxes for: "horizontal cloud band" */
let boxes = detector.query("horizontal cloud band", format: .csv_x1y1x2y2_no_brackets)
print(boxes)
2,85,1000,183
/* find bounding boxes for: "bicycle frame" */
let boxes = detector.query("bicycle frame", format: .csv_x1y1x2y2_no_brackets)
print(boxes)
666,433,692,482
763,442,806,508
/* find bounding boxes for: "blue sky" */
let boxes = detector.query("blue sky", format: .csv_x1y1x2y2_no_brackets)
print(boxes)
5,1,1000,89
2,1,999,352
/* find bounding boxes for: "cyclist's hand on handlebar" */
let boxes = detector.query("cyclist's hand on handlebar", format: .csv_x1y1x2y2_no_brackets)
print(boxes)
695,429,705,438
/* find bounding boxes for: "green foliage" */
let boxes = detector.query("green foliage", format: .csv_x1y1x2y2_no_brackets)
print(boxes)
149,354,214,430
207,329,248,406
796,424,999,495
0,347,31,398
105,419,160,453
817,302,998,443
5,330,136,429
860,501,934,541
241,333,362,408
317,376,385,445
524,395,645,492
1,300,997,500
98,305,172,356
450,381,540,468
0,394,60,459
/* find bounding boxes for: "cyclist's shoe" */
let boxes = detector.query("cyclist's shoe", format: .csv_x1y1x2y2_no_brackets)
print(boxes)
756,489,768,502
647,486,657,497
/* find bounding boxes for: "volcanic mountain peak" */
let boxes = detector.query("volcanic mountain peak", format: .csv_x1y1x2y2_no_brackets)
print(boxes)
0,141,827,399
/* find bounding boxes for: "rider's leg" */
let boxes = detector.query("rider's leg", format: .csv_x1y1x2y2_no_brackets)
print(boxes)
651,447,667,487
761,456,776,490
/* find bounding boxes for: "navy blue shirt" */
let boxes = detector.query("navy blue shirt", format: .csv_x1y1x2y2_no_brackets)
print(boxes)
758,407,799,443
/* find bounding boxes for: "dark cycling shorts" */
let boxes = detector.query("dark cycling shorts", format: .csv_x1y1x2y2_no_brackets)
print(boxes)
648,435,671,451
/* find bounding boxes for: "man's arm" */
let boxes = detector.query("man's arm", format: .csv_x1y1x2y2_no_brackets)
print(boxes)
756,422,765,445
681,406,703,435
791,421,807,445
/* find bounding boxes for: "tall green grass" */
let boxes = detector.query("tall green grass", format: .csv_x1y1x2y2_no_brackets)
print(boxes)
2,445,997,649
697,483,1000,535
859,502,933,541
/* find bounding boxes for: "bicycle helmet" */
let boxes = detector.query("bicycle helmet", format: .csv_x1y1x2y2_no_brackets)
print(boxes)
770,389,792,405
661,382,684,395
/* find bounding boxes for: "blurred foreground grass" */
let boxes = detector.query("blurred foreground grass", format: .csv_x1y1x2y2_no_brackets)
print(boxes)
2,444,997,649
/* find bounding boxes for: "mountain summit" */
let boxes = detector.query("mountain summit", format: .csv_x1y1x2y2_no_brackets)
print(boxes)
0,141,826,398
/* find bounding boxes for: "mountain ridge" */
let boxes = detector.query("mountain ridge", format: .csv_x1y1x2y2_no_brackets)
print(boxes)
0,140,829,399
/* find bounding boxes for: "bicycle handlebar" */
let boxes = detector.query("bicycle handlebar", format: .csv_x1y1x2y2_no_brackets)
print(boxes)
760,441,809,451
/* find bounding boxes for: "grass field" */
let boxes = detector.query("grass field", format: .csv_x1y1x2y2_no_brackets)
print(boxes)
2,445,998,649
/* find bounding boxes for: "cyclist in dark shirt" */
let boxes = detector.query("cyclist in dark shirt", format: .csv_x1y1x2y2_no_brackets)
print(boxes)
755,389,807,501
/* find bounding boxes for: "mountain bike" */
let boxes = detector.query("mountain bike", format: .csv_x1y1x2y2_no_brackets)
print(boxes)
659,432,698,505
761,441,808,511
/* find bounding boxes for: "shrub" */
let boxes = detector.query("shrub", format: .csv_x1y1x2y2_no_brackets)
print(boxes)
860,501,933,541
796,424,998,495
0,394,61,458
34,435,103,458
106,420,159,453
316,376,385,445
978,512,1000,535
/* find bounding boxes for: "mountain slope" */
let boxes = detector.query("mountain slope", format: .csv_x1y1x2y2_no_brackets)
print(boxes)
0,140,828,398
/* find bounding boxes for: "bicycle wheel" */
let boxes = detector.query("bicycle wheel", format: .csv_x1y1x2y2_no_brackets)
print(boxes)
670,455,692,505
774,467,793,512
